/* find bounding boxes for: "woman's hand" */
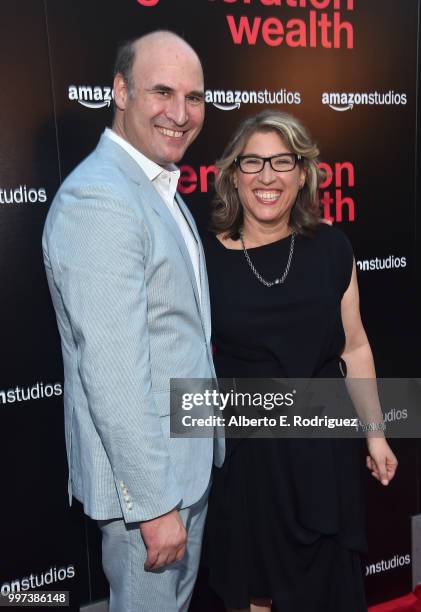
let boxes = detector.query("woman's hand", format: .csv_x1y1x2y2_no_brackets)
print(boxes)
366,437,398,486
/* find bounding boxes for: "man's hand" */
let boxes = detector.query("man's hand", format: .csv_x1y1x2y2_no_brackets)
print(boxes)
140,508,187,570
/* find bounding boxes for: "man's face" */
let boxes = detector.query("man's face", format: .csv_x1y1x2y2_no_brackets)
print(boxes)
113,39,205,167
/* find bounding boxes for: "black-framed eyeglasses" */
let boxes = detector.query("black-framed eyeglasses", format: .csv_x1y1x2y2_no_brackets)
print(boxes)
235,153,302,174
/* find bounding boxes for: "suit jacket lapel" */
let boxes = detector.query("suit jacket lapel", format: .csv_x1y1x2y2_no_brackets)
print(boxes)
138,179,202,316
96,135,205,331
175,193,211,339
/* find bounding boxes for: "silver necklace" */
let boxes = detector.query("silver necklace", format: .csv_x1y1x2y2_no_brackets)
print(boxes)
239,229,296,287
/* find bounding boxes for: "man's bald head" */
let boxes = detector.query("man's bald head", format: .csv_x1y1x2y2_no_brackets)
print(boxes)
114,31,203,98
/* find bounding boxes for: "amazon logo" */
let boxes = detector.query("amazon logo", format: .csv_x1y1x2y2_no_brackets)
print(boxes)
205,88,301,111
322,90,407,112
68,85,113,110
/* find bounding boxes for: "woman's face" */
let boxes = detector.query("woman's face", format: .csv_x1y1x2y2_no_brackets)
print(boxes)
234,130,305,230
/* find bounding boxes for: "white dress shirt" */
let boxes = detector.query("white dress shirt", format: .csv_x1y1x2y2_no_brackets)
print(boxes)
104,128,201,301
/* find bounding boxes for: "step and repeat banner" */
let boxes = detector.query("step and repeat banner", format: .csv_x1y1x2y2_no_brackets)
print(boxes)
1,1,420,609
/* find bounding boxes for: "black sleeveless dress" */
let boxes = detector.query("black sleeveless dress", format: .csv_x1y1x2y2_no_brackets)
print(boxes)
201,224,367,612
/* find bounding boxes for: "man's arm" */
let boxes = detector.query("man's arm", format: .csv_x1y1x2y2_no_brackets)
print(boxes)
47,184,183,521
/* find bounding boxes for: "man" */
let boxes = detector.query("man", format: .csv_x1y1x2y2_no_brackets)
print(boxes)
43,31,223,612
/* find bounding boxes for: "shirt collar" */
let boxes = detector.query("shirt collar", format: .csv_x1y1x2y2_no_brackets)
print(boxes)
104,128,180,183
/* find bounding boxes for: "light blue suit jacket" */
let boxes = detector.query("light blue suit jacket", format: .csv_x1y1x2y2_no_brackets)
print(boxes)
43,135,224,523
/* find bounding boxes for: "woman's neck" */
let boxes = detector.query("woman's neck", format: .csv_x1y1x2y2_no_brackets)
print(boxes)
241,219,292,247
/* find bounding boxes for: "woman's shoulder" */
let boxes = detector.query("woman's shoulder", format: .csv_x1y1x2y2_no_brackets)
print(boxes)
199,228,218,248
314,220,348,240
200,229,241,252
313,222,353,254
313,223,354,294
199,229,226,259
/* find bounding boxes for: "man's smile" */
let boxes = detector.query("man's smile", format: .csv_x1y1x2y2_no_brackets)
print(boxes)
156,126,185,138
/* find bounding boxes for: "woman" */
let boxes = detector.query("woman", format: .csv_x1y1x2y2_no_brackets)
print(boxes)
201,110,398,612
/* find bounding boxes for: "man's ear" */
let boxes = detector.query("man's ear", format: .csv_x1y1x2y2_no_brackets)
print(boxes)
113,73,128,111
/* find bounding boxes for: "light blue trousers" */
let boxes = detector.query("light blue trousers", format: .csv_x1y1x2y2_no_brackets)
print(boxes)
99,484,210,612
